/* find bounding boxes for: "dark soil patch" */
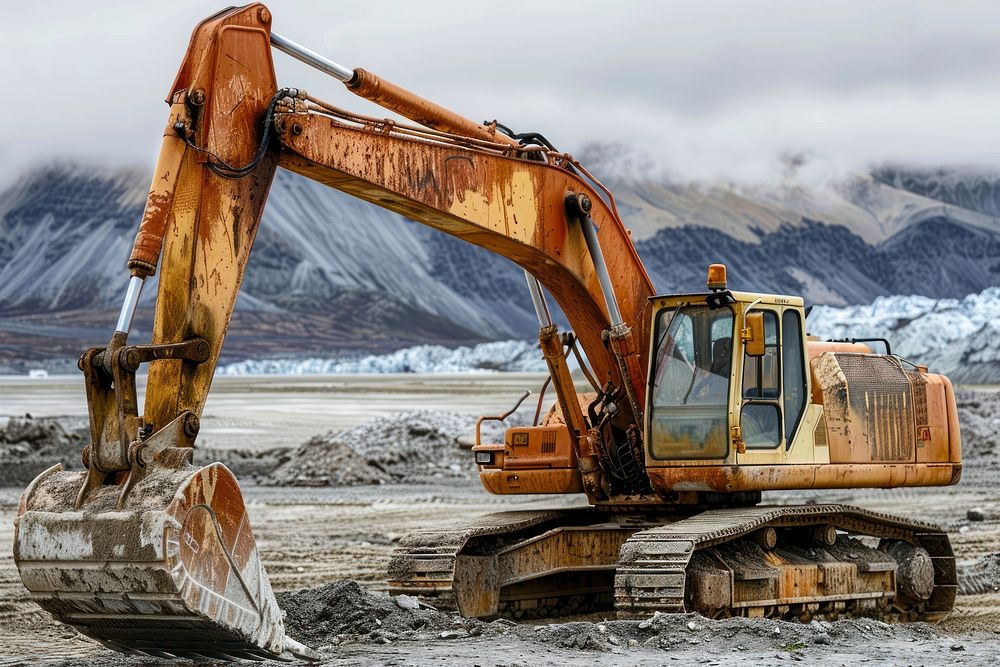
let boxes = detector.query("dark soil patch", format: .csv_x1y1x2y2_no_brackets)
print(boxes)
0,415,86,486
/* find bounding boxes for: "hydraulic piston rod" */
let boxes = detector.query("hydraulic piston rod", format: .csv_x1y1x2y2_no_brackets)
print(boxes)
269,32,354,83
524,271,553,328
567,195,624,328
269,32,518,146
115,275,144,335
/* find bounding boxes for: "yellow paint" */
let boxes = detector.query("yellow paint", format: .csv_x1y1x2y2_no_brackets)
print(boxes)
446,167,538,243
644,293,830,471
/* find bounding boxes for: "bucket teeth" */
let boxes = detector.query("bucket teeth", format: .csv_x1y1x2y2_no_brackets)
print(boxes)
14,462,316,661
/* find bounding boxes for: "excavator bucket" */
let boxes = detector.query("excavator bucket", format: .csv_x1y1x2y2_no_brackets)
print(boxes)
15,461,315,660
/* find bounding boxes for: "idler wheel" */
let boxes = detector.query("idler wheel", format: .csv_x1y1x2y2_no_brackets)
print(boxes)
883,540,934,602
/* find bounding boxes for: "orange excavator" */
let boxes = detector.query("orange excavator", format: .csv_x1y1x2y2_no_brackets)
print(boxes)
13,4,962,660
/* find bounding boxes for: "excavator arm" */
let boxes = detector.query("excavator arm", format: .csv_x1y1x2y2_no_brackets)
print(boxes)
14,3,655,660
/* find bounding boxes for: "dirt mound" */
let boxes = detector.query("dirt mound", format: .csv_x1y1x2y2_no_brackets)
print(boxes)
257,438,391,487
275,580,946,660
262,411,484,487
277,581,473,646
0,415,86,486
958,553,1000,595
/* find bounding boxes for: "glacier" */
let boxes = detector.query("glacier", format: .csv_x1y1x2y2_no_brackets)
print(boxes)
217,340,547,375
219,287,1000,382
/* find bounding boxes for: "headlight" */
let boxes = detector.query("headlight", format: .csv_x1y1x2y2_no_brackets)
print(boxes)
474,451,494,465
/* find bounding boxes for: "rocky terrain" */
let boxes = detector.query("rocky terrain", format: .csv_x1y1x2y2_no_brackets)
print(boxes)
1,378,999,666
274,582,978,664
3,160,1000,374
0,415,87,486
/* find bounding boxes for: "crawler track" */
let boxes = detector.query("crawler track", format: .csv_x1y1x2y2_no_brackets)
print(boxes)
388,508,643,617
390,504,956,622
615,504,956,621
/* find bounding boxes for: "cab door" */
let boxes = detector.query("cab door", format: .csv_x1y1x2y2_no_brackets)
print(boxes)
736,308,808,465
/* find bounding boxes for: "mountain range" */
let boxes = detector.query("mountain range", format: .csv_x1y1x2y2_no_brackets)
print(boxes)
1,152,998,376
215,284,1000,385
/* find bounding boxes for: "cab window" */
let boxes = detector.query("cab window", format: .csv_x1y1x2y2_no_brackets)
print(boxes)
782,309,807,441
649,304,733,460
741,310,782,448
742,310,779,399
741,403,782,448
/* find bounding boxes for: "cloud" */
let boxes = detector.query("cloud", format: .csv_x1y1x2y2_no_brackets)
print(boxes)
2,0,999,185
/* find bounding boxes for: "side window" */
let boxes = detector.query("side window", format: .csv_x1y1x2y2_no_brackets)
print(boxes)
742,311,779,399
741,309,781,448
741,403,782,448
782,310,807,443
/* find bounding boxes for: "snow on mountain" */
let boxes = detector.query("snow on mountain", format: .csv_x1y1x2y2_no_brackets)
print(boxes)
580,144,999,246
808,287,1000,383
0,165,144,312
2,157,999,378
216,287,999,381
0,164,534,335
579,148,1000,306
217,340,545,375
245,170,515,334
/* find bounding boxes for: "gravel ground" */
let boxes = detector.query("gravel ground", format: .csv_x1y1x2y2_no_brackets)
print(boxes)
1,377,998,665
273,581,992,665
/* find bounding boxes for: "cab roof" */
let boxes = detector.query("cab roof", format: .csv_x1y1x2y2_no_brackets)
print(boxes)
649,291,805,308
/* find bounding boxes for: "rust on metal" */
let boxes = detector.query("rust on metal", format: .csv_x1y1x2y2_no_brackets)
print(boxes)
347,68,520,147
127,101,191,278
15,461,313,659
388,509,644,616
616,504,956,622
142,4,280,431
646,462,958,493
275,110,655,393
12,4,313,660
810,352,960,466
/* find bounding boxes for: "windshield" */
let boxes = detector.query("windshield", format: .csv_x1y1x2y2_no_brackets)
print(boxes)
649,304,733,459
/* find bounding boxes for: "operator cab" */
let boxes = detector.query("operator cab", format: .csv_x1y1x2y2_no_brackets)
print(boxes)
645,264,808,466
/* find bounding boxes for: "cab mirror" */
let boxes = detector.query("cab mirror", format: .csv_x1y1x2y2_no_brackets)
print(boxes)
743,312,766,357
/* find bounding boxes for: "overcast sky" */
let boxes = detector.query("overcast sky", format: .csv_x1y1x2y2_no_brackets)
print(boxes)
2,0,999,184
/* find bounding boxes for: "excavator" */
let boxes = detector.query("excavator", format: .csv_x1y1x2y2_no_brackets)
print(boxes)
13,4,963,661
